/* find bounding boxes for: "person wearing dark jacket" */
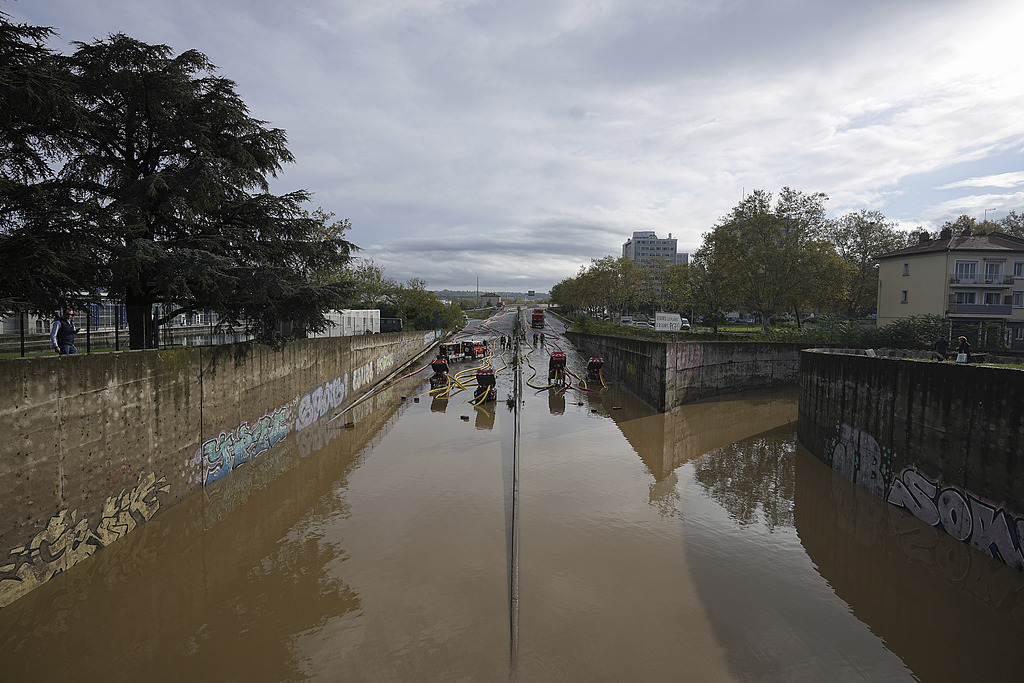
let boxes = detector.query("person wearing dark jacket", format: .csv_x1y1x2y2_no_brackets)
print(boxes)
50,308,78,355
934,336,949,360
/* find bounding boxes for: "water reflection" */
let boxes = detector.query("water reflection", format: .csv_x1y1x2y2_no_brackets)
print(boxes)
614,387,799,481
683,430,914,681
474,404,495,430
547,388,565,415
0,376,426,682
796,442,1024,680
694,427,795,531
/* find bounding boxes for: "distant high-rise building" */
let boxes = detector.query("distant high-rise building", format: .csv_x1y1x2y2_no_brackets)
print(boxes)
621,231,688,267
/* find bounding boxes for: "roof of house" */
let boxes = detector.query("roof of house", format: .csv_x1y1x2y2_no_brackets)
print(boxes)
876,230,1024,260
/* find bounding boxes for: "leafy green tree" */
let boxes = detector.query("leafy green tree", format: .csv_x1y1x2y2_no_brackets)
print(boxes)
382,277,457,330
345,259,398,309
996,211,1024,238
306,208,357,284
2,32,356,348
941,214,977,236
689,238,734,332
659,263,691,316
0,12,88,313
706,188,831,329
827,210,908,318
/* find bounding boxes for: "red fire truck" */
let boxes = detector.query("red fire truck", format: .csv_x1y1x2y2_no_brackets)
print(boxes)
531,308,545,329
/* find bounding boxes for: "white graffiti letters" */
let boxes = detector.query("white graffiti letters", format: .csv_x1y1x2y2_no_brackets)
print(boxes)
887,467,1024,571
294,375,348,431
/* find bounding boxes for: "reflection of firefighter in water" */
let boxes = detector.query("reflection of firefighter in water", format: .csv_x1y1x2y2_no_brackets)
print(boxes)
586,357,604,381
474,368,497,402
548,387,565,415
429,355,449,389
548,351,567,384
475,406,495,430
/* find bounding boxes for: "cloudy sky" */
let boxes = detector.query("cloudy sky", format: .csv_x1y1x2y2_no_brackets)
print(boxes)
8,0,1024,292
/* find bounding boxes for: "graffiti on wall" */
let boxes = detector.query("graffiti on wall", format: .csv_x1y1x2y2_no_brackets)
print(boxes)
826,423,895,498
194,374,351,486
887,467,1024,572
352,361,375,391
295,374,348,431
0,472,170,609
195,405,291,486
375,351,395,376
827,422,1024,572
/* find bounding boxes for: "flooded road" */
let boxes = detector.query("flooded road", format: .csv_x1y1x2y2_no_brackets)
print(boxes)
2,308,1024,681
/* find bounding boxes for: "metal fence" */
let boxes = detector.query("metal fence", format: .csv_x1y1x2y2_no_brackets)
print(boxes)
0,301,253,357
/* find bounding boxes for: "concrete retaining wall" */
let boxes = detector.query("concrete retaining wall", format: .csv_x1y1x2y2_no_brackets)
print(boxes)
566,333,807,410
798,348,1024,571
0,331,442,608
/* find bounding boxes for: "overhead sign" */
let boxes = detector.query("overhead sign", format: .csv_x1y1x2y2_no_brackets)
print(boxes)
655,312,682,332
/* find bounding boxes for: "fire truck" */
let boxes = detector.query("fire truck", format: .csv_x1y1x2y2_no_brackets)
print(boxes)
531,308,545,329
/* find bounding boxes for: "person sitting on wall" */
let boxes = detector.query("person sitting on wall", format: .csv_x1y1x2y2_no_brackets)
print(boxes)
51,308,78,355
956,336,971,363
934,336,949,361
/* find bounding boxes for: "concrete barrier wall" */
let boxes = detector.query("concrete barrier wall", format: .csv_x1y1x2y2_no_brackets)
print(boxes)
798,348,1024,571
566,333,806,410
664,341,806,407
0,331,441,608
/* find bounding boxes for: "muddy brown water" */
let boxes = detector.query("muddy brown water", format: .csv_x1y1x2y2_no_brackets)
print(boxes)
2,312,1023,681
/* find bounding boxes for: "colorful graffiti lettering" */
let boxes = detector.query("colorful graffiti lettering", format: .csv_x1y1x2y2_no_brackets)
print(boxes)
887,467,1024,572
0,473,170,609
352,362,374,391
375,351,395,375
198,405,291,485
295,375,348,431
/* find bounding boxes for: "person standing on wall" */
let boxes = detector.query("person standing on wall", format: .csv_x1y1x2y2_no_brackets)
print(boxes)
51,308,78,355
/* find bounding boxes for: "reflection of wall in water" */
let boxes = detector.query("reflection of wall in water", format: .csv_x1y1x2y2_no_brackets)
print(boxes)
614,389,798,481
794,445,1024,681
0,375,423,666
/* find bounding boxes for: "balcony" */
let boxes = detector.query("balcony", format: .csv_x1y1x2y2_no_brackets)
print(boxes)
949,303,1013,316
949,274,1015,285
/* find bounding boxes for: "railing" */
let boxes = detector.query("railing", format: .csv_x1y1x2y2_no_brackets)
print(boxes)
950,303,1013,316
949,274,1016,285
0,320,252,357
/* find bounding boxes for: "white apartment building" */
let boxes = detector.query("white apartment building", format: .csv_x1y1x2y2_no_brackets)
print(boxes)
622,231,689,267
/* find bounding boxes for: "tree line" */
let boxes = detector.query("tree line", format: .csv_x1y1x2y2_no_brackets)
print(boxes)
0,13,460,348
551,187,1024,330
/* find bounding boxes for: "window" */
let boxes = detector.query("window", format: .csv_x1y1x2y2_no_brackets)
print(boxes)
901,290,908,303
984,291,1002,305
1014,291,1024,308
1014,262,1024,278
955,291,976,305
903,263,909,276
954,261,978,282
1017,327,1024,341
984,261,1003,282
